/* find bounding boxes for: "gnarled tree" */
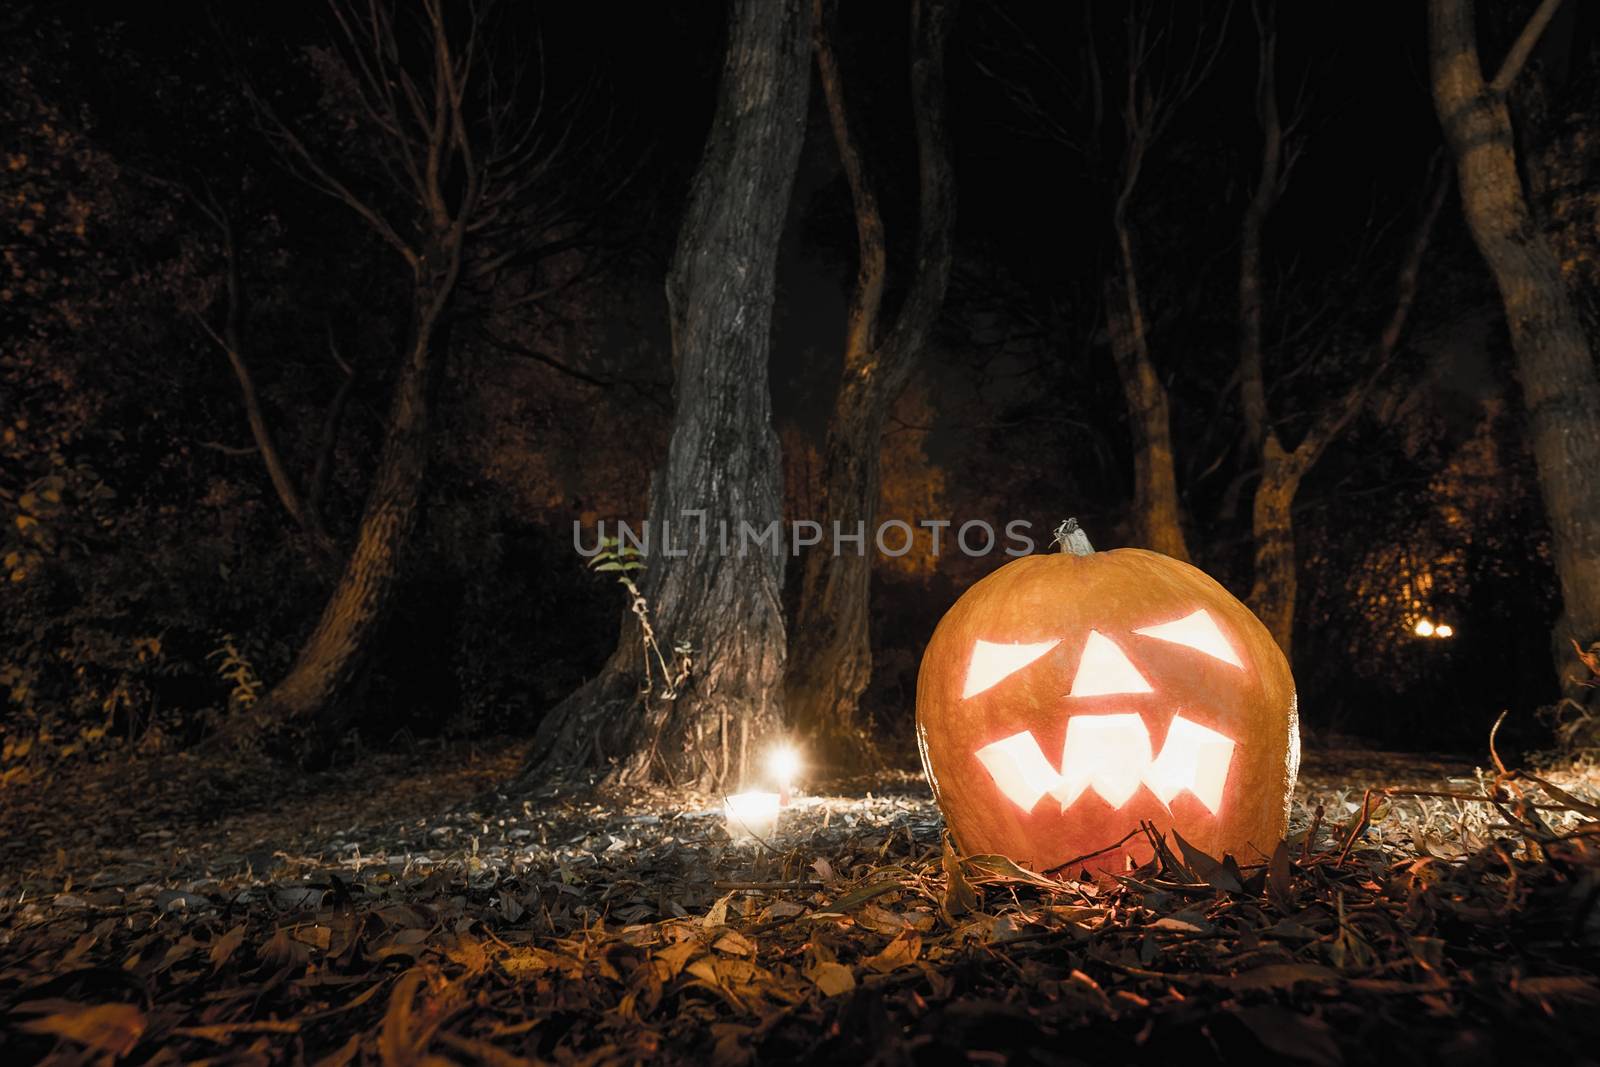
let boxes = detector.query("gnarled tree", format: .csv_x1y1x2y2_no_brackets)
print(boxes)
784,0,959,766
1428,0,1600,707
224,0,565,751
526,0,811,789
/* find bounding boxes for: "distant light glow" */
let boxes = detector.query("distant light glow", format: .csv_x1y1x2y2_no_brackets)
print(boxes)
1413,618,1436,637
1069,631,1153,697
1134,609,1245,669
962,639,1061,699
1435,624,1454,639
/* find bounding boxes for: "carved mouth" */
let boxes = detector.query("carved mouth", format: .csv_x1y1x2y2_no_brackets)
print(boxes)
975,713,1235,814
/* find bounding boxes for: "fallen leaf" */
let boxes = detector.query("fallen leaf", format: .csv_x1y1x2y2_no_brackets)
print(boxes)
209,923,246,972
1224,963,1340,992
1233,1005,1343,1067
19,1002,145,1056
703,891,736,928
1516,975,1600,1004
941,839,977,918
713,929,755,956
864,932,921,973
805,960,856,997
1266,840,1295,912
654,939,701,979
964,853,1069,892
1170,829,1242,893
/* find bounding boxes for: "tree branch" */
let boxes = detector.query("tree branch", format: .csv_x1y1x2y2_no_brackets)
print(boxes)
1289,156,1453,476
814,0,888,362
1238,0,1283,451
195,199,337,563
478,328,613,389
1489,0,1566,95
876,0,960,378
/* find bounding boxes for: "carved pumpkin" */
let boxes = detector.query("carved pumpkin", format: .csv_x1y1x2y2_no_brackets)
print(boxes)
915,521,1298,875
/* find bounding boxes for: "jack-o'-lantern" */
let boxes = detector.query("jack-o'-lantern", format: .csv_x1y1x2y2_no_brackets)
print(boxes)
915,521,1298,875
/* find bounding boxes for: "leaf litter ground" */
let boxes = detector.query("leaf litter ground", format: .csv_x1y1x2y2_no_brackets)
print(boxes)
1,739,1598,1065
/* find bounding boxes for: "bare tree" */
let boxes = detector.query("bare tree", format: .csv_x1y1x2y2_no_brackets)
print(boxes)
216,0,567,751
1429,0,1600,706
981,3,1225,561
784,0,959,765
1233,4,1449,656
1098,9,1227,561
525,0,811,789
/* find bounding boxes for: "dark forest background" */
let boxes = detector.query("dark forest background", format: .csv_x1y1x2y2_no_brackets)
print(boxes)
4,0,1598,785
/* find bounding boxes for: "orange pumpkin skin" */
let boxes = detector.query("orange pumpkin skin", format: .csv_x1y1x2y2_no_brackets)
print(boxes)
916,547,1298,875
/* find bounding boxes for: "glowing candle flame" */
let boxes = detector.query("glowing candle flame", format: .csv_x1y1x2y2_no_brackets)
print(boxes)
768,744,802,806
768,744,802,788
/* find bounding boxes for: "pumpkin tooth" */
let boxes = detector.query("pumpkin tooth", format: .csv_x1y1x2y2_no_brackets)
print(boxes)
1051,714,1151,808
1143,715,1236,814
973,730,1061,811
974,713,1236,815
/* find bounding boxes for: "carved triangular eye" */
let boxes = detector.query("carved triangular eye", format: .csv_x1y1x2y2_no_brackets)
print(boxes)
962,639,1061,699
1134,609,1244,668
1068,631,1152,697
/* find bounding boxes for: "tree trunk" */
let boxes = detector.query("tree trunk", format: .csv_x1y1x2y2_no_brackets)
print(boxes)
251,267,450,743
785,379,889,766
1430,0,1600,699
527,0,810,790
1247,439,1301,654
785,0,957,767
1105,263,1188,561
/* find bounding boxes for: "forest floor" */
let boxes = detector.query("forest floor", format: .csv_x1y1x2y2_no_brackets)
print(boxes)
1,737,1598,1065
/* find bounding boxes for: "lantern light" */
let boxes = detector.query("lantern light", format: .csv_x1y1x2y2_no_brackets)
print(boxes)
1435,624,1454,638
1413,618,1436,637
768,744,802,805
723,792,780,843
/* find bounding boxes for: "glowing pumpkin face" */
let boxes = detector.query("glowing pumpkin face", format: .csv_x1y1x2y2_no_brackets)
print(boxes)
915,532,1298,875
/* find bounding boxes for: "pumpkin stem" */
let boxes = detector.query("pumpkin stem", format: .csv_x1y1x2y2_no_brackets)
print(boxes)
1053,518,1095,556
